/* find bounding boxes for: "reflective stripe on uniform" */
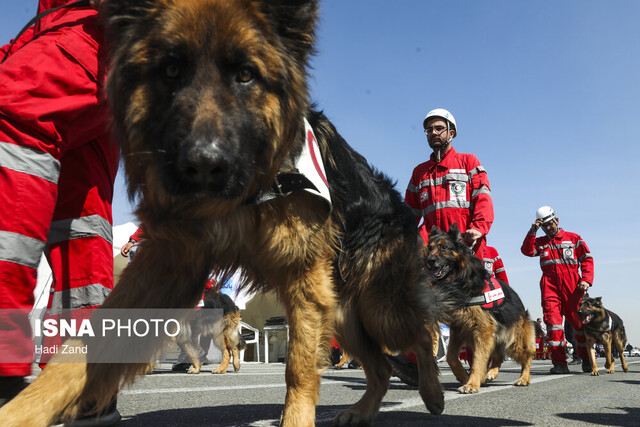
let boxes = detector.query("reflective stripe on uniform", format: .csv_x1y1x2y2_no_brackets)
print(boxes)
471,186,491,198
578,253,593,262
541,258,579,266
468,165,486,177
548,340,564,347
0,230,46,269
48,283,112,315
547,324,564,331
494,267,505,273
47,214,113,245
0,141,60,183
413,200,472,217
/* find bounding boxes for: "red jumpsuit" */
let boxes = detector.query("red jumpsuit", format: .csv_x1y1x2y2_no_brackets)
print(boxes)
405,147,494,258
521,228,594,365
0,1,117,375
483,245,509,284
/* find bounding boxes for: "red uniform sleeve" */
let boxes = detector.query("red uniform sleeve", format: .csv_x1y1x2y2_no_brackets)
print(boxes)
493,257,509,285
129,226,144,242
521,232,538,257
1,26,36,58
467,156,493,236
404,168,423,225
575,235,594,285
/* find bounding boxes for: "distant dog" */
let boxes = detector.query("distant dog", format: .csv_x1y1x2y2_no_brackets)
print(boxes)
424,224,537,393
577,293,629,375
177,291,246,374
0,1,449,426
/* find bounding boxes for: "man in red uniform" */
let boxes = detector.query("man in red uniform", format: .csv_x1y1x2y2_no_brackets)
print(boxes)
388,108,495,385
521,206,593,374
0,1,119,421
483,245,509,285
405,108,494,259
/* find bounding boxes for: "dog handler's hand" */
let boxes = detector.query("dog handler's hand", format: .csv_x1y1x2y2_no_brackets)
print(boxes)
578,281,590,291
120,241,134,257
463,228,482,247
530,219,542,233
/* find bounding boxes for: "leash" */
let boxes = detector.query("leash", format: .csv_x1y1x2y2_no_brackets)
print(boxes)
1,0,90,64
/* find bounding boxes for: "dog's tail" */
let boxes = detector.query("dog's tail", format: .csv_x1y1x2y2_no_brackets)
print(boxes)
237,326,247,350
533,319,544,337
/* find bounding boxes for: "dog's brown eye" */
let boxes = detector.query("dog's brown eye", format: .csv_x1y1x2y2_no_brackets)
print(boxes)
165,64,180,80
237,67,254,83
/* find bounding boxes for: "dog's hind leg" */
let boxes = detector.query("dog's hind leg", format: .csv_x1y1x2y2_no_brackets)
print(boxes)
509,317,535,386
614,336,629,373
213,336,232,374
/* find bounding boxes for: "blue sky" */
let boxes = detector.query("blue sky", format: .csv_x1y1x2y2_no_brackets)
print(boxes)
2,1,640,347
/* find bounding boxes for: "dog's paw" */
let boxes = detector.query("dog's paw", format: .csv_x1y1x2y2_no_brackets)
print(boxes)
187,367,201,374
333,409,373,426
607,368,615,374
424,392,444,415
513,377,530,386
485,371,498,382
590,370,600,376
457,384,479,394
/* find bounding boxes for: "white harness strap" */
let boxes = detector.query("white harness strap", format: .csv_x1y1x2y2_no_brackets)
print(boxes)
254,118,332,207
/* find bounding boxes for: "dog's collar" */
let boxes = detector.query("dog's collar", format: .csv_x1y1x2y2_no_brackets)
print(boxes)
249,117,332,207
585,312,613,334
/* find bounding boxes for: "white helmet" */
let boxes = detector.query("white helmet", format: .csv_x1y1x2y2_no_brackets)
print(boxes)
423,108,457,137
536,206,556,223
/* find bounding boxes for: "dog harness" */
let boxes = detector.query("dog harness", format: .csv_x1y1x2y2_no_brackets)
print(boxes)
252,118,332,207
466,276,505,310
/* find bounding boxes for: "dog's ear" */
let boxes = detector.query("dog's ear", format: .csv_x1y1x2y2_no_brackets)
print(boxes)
448,222,461,240
100,0,157,45
429,225,440,237
260,0,319,65
595,296,602,306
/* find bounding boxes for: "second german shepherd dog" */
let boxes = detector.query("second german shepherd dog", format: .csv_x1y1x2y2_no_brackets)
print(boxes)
0,1,450,426
176,290,246,375
424,224,537,393
577,293,629,376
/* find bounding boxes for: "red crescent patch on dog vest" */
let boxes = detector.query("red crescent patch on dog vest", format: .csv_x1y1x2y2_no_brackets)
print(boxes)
481,276,505,310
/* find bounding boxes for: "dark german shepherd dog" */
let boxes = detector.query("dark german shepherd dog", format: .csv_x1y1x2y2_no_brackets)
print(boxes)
175,290,246,375
424,224,537,393
577,293,629,376
0,1,449,426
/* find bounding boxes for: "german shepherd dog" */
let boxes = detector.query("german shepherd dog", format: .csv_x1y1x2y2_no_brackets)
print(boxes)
0,1,449,426
577,293,629,376
176,290,246,374
424,225,537,393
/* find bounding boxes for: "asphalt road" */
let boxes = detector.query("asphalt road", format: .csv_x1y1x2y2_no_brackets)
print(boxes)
46,357,639,426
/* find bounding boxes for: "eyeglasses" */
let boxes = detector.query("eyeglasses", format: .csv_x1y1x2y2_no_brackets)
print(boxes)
424,125,447,135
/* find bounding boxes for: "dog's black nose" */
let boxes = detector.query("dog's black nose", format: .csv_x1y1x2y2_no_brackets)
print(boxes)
178,142,229,187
